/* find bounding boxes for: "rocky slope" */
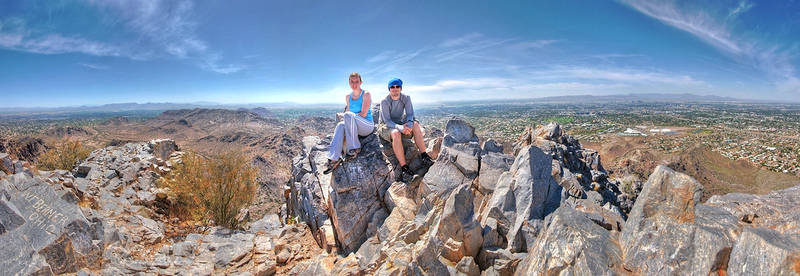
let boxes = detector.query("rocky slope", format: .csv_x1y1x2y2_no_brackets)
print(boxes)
284,119,800,275
1,118,799,275
0,139,318,275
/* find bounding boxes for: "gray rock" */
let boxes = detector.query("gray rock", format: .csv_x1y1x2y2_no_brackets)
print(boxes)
326,134,391,253
516,206,625,275
149,139,179,160
0,153,12,174
248,214,282,234
620,166,740,275
0,173,103,275
480,145,562,253
445,118,478,144
707,184,800,235
213,233,254,269
173,241,196,257
728,227,800,276
103,169,117,180
420,160,469,199
433,184,483,263
477,152,513,194
287,137,332,244
455,256,480,276
482,138,504,154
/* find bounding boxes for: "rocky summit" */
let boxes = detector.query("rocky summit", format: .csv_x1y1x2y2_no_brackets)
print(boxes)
285,119,800,275
2,119,800,275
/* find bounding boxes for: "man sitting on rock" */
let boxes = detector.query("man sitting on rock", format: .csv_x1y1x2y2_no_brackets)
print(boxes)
378,78,434,182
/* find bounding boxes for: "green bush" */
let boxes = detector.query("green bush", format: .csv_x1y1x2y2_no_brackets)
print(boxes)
160,151,257,229
37,139,92,171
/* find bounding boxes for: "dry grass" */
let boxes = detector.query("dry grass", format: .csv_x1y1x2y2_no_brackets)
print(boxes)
36,138,92,171
159,151,257,229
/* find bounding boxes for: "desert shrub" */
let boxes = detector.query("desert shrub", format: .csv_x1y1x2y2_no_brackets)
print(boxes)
160,151,257,229
37,138,92,171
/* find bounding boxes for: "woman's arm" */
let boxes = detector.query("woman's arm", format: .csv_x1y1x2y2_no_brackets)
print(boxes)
360,91,371,118
345,94,350,112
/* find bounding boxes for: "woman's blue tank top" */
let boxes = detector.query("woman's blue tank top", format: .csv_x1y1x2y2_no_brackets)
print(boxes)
348,90,373,122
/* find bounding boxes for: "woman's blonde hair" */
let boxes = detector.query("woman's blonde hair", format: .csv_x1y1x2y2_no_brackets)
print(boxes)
349,72,362,82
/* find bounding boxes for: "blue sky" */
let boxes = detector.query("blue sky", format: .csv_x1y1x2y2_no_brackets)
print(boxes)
1,0,799,107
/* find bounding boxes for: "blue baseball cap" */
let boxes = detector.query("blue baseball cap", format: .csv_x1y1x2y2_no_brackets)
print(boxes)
388,78,403,90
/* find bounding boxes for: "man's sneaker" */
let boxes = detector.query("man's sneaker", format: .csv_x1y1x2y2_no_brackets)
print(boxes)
323,158,342,174
420,153,434,168
395,165,414,182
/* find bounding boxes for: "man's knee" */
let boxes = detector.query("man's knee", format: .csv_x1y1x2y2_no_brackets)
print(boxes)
390,129,401,140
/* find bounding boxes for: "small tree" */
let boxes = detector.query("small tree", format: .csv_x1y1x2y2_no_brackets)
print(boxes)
37,138,92,171
160,151,257,229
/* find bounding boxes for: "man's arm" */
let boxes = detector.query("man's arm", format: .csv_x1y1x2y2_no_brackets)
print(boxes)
404,95,414,129
380,98,400,130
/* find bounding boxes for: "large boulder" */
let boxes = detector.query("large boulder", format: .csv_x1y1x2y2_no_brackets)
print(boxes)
728,227,800,276
516,206,625,275
287,136,335,248
290,133,391,254
421,118,482,200
0,173,104,275
148,139,179,160
480,145,563,253
707,184,800,235
327,133,392,253
620,165,740,275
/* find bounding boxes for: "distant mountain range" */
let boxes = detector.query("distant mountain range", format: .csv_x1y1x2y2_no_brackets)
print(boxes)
0,93,786,115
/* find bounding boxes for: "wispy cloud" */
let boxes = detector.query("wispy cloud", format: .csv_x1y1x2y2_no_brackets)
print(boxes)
0,20,123,57
620,0,797,92
557,67,706,86
620,0,741,54
78,63,110,70
366,50,396,63
365,49,425,75
402,78,630,102
86,0,242,74
439,33,483,48
434,35,516,62
727,1,754,19
0,1,241,74
507,40,560,51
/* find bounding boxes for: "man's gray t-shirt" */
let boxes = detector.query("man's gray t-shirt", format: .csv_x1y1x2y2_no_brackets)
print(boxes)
380,94,414,131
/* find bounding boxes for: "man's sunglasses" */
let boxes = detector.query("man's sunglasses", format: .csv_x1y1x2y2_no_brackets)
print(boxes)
390,85,402,89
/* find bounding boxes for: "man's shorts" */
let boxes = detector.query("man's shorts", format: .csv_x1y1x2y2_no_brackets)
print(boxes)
377,123,414,142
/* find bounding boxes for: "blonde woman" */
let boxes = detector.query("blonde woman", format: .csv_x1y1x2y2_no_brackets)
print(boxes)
323,72,374,174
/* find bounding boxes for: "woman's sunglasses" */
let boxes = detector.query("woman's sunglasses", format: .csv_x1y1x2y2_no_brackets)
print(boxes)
390,85,402,89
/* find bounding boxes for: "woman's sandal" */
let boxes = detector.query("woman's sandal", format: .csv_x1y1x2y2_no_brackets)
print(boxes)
323,158,342,174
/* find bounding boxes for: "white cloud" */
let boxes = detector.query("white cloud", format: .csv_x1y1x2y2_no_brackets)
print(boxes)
620,0,741,54
0,1,241,74
728,1,754,19
439,33,483,48
558,68,706,86
434,38,515,63
78,63,111,70
367,50,396,63
397,78,631,103
0,19,123,57
508,40,559,51
620,0,797,93
365,49,425,75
